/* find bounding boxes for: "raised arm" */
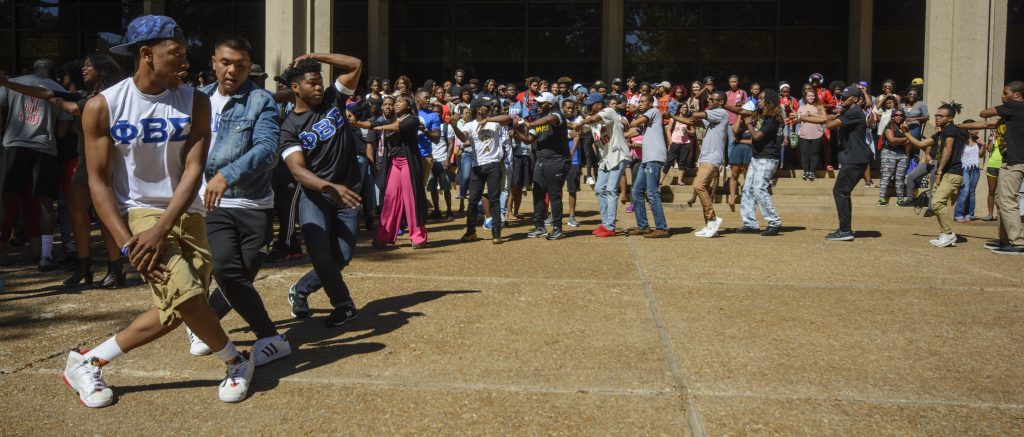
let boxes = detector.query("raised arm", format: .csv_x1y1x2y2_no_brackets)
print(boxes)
295,52,362,92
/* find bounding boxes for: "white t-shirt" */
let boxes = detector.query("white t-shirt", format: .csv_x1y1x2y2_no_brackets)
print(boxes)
591,108,629,169
200,90,274,209
462,119,503,166
431,122,455,163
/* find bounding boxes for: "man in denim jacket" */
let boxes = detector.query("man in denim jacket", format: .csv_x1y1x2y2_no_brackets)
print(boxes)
187,35,292,366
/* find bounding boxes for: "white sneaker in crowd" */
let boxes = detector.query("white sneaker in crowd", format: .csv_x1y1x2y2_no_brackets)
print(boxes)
252,335,291,367
186,327,212,356
63,350,114,408
219,352,254,403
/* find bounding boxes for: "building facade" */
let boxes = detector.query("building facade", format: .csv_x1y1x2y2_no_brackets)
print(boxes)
0,0,1019,119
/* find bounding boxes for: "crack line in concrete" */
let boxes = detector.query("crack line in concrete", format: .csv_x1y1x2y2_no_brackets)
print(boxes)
23,367,676,398
625,237,708,437
691,388,1024,410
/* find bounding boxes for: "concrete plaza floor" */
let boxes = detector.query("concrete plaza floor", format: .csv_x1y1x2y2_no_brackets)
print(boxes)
1,178,1022,435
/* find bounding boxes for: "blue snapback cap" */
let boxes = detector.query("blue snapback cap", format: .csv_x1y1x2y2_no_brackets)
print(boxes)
110,15,185,56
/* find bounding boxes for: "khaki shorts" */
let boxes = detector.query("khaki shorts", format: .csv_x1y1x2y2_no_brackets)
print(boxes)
127,208,213,326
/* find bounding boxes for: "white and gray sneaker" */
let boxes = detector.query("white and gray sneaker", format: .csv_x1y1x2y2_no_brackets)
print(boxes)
252,335,291,367
186,327,212,356
930,232,957,247
63,350,114,408
219,352,254,403
706,217,723,237
693,224,710,237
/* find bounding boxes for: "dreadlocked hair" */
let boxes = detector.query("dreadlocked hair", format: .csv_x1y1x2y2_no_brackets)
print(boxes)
938,100,963,117
283,58,322,85
758,89,784,124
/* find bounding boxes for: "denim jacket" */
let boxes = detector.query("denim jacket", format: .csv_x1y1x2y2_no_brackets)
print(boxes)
199,79,280,200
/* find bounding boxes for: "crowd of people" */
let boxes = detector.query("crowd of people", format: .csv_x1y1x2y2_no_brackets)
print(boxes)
1,15,1022,409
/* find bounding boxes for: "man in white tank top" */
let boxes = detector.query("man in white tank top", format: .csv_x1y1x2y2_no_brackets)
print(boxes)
61,15,254,409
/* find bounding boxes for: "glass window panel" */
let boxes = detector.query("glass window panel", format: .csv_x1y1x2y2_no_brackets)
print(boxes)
873,0,925,28
0,31,12,73
167,3,235,30
528,2,599,28
700,1,775,28
778,29,846,87
1010,0,1024,25
391,1,451,29
700,30,775,84
16,4,78,30
624,30,700,84
0,2,12,29
233,2,266,30
528,29,598,63
779,1,849,27
81,2,144,31
454,30,525,81
454,3,523,28
17,32,80,72
1007,27,1023,81
334,1,368,29
624,1,699,30
871,28,924,93
333,31,368,67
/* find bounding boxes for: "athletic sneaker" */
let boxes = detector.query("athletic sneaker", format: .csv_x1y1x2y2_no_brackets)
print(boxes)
704,217,723,237
984,240,1004,250
483,217,493,230
219,352,254,403
877,199,889,206
63,350,113,408
527,227,548,238
586,176,596,185
594,226,616,237
644,229,669,238
544,215,553,227
735,226,760,234
567,216,580,227
186,327,212,356
38,256,60,272
325,304,358,327
546,229,566,240
287,285,311,319
826,230,855,241
991,246,1024,255
761,226,781,236
252,335,291,367
693,225,709,237
460,231,478,242
929,232,956,247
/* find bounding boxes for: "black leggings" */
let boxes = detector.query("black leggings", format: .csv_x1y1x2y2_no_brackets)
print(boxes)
580,135,598,178
207,207,278,339
467,162,503,238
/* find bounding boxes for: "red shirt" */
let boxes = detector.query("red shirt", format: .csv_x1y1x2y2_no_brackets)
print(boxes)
815,87,836,111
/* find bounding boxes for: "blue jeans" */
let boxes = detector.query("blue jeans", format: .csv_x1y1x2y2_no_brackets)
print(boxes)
954,167,981,220
741,157,782,228
459,153,474,198
631,161,667,230
595,161,624,230
296,189,359,308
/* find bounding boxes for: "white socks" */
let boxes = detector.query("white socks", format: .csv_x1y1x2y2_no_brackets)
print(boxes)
213,342,240,362
84,336,124,363
41,235,53,259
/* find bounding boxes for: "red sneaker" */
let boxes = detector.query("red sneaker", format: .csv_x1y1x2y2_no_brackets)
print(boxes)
592,225,605,235
594,226,617,237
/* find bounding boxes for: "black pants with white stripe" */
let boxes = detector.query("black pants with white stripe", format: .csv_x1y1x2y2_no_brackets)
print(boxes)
207,207,279,339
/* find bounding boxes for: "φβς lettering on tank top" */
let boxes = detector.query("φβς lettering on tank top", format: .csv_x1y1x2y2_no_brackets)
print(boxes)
101,78,205,215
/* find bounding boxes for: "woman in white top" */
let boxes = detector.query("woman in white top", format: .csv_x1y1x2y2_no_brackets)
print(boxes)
953,121,986,222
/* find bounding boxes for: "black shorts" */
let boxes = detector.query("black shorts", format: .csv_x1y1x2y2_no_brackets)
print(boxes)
566,164,581,193
510,155,533,188
4,147,60,199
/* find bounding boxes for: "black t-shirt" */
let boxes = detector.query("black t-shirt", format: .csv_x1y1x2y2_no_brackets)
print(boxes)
882,123,905,151
377,115,419,158
279,84,360,190
996,100,1024,164
837,105,871,164
934,124,965,176
534,111,569,161
750,116,781,159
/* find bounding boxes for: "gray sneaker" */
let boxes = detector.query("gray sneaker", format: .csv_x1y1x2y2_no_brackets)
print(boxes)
567,216,580,227
527,227,548,238
544,215,553,227
287,285,311,318
546,229,566,240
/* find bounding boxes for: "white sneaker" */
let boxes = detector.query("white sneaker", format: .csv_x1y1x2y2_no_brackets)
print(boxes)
694,225,710,237
186,327,212,356
63,350,114,408
219,353,254,403
704,217,723,237
586,176,596,185
252,335,291,367
931,232,957,247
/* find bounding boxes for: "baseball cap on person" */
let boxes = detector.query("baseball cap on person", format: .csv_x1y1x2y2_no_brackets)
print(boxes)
839,85,861,98
584,92,605,106
250,64,268,78
573,84,586,93
658,81,671,89
911,77,924,85
109,15,185,56
469,97,489,113
612,78,622,84
857,80,868,88
535,92,557,104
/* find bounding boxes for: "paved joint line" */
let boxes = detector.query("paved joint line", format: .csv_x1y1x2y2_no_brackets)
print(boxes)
1,331,119,376
692,388,1024,410
626,237,708,437
25,367,675,398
